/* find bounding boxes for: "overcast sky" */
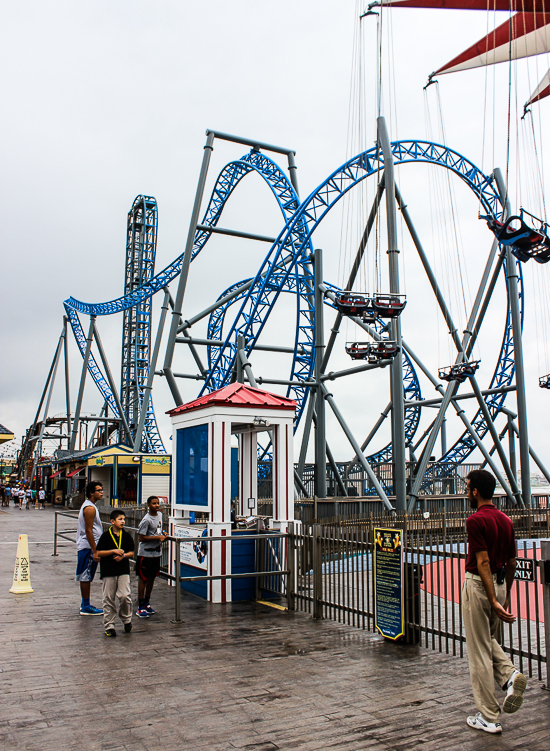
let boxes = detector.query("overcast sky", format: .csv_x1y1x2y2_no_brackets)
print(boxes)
1,1,550,476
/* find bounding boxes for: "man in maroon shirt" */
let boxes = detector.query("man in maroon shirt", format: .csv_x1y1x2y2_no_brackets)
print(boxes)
463,469,526,734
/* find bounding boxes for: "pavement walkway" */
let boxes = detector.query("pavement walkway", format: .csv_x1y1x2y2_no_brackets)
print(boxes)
0,507,548,751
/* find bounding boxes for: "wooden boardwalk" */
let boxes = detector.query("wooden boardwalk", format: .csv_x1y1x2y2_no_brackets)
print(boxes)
1,508,549,750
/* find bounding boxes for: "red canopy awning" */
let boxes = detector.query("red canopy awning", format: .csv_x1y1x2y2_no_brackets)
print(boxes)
66,467,85,478
50,469,65,479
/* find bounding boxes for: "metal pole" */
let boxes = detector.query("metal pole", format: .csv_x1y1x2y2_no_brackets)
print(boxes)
396,186,463,353
441,417,447,456
236,334,245,384
286,522,296,611
470,377,522,503
493,167,531,505
133,289,170,452
344,402,392,480
287,151,300,197
92,320,133,445
451,399,516,505
175,538,181,622
238,349,257,388
63,315,72,442
164,131,215,405
53,512,58,556
297,391,315,480
378,116,406,510
322,383,393,511
505,416,550,487
30,334,63,487
70,316,95,452
314,249,327,499
321,176,385,372
312,524,323,619
86,401,107,450
508,415,517,479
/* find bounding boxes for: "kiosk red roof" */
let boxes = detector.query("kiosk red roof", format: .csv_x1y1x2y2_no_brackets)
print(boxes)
167,383,297,416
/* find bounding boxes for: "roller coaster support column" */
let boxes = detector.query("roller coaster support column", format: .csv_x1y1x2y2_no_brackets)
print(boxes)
164,131,215,406
507,414,517,480
92,320,132,446
133,289,171,452
63,315,71,441
314,249,327,499
502,407,550,487
493,168,531,506
470,376,522,504
70,316,95,452
378,117,406,510
29,325,64,486
321,384,393,511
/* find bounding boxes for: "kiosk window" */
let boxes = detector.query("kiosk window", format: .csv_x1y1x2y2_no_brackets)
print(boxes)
176,424,208,506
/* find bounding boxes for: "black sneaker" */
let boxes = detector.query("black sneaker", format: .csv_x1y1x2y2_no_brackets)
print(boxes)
123,622,132,633
104,628,117,637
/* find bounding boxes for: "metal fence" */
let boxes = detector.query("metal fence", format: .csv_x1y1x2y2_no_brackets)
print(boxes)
289,522,549,683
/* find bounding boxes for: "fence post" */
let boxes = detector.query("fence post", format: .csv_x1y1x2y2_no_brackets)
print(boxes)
287,523,296,611
53,512,58,556
541,539,550,688
175,538,181,623
312,523,323,620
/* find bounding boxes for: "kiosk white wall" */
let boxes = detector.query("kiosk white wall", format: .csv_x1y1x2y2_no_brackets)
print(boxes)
168,384,296,603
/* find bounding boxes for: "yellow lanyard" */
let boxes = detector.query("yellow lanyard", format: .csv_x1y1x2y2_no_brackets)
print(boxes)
109,527,122,551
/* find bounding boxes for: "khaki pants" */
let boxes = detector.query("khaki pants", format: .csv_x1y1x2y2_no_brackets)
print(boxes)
102,575,132,630
462,576,516,722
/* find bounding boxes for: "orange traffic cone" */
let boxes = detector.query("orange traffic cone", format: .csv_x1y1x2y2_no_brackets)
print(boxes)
9,534,33,594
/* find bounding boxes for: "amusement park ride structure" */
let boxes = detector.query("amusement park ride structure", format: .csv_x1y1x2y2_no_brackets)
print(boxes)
20,117,550,512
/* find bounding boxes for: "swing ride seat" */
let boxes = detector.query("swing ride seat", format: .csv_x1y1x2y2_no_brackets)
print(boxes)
371,293,407,318
483,213,550,264
334,293,371,316
438,360,480,384
345,341,399,362
539,374,550,389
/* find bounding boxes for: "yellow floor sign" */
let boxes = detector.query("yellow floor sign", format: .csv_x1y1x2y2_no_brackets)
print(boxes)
9,534,33,594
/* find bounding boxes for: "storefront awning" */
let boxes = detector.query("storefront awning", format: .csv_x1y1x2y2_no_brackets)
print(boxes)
67,467,85,478
50,469,65,479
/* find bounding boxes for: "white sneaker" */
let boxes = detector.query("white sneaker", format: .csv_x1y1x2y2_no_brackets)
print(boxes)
503,670,527,714
467,712,502,734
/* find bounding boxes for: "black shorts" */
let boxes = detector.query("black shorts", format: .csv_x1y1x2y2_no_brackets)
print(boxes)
135,556,161,581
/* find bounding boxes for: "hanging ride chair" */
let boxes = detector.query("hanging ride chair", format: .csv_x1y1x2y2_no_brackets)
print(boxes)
438,360,480,384
371,293,407,318
345,340,399,363
539,374,550,389
334,293,373,317
482,209,550,264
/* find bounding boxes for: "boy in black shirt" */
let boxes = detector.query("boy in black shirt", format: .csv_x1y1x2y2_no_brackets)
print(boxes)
96,510,135,637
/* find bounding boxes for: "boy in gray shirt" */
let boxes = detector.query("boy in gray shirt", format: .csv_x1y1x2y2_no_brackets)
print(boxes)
136,496,167,617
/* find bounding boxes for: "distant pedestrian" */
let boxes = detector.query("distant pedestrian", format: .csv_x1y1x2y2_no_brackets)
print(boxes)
463,469,526,734
18,487,24,509
25,488,31,509
96,510,134,637
3,485,10,507
75,481,104,616
38,488,46,509
135,496,167,618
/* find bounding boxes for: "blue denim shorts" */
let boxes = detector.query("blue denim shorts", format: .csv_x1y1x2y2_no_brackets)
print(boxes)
75,548,98,582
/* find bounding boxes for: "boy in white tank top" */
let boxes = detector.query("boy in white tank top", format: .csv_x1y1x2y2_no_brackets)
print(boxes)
75,481,105,615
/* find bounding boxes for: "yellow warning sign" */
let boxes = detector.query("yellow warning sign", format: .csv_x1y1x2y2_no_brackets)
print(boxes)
9,534,34,594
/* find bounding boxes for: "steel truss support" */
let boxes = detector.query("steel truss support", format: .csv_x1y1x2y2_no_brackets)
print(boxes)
321,383,393,511
344,403,392,481
493,168,531,505
502,408,550,487
133,289,171,452
70,316,95,452
92,320,133,446
29,325,65,485
314,249,327,499
378,117,406,510
164,131,215,406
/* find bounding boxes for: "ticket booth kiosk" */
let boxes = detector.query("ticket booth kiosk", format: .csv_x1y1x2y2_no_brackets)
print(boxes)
168,383,296,603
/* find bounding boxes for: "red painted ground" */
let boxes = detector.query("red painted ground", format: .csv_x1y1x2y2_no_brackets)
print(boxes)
421,550,544,623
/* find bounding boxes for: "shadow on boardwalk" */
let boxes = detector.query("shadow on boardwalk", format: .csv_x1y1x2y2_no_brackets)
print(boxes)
0,508,548,751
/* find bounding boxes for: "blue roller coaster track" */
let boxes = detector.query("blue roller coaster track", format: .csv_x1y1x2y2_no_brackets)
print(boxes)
63,139,521,482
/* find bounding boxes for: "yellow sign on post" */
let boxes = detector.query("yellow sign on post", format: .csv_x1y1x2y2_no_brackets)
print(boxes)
9,534,34,594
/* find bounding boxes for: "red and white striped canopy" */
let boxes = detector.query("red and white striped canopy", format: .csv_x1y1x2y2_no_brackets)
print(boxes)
526,66,550,105
435,13,550,74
